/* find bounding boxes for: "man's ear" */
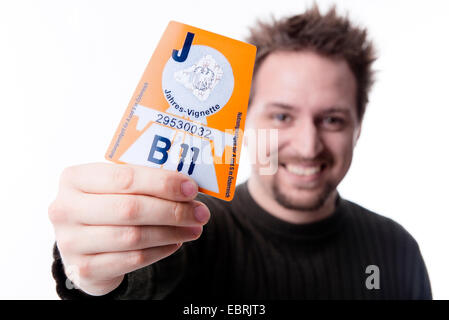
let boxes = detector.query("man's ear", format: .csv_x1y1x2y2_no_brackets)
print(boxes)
353,122,362,147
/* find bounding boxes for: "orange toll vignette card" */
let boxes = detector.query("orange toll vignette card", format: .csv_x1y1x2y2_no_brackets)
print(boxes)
105,21,256,201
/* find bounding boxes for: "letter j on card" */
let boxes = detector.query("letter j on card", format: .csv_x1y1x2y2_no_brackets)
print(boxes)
105,21,256,200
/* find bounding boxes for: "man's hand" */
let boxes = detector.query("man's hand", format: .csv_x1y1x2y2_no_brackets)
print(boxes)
48,163,210,296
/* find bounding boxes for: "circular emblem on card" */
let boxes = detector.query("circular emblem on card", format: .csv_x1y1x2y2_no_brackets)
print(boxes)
162,45,234,121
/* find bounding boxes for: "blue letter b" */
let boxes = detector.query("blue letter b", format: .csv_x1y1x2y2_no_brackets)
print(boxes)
148,134,171,165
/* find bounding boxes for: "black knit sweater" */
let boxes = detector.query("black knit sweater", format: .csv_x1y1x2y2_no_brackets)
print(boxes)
52,181,432,299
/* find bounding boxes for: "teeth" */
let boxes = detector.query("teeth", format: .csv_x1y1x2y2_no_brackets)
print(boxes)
285,164,322,176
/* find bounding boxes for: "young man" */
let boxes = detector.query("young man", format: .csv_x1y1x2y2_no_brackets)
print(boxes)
49,6,432,299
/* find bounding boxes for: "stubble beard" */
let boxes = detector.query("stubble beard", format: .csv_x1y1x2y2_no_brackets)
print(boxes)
272,174,336,211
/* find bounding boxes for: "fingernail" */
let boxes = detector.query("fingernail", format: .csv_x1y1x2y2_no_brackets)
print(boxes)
187,226,203,238
181,181,197,197
194,204,210,223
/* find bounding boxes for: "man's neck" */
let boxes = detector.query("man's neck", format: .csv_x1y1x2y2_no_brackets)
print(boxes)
247,175,337,225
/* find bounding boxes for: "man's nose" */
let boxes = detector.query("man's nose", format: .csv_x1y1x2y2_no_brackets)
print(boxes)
289,120,324,159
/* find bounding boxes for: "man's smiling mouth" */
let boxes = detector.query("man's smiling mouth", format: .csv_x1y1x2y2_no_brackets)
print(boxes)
280,163,327,177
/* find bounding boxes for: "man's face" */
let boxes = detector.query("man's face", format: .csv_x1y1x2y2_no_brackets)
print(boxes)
246,50,361,211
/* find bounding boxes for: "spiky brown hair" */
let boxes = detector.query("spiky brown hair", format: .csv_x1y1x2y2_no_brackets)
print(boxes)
246,5,377,121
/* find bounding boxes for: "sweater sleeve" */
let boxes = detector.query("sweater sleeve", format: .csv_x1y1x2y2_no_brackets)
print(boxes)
389,218,433,300
408,240,432,300
51,243,129,299
51,241,190,300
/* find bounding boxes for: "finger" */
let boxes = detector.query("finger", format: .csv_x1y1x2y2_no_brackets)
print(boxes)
75,244,182,281
60,225,203,254
69,192,210,226
61,162,198,201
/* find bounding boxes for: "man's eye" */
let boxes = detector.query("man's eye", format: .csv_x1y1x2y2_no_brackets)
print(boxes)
272,113,291,123
321,116,345,129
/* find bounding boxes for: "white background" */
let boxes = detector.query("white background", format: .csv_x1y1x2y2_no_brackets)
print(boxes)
0,0,448,299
